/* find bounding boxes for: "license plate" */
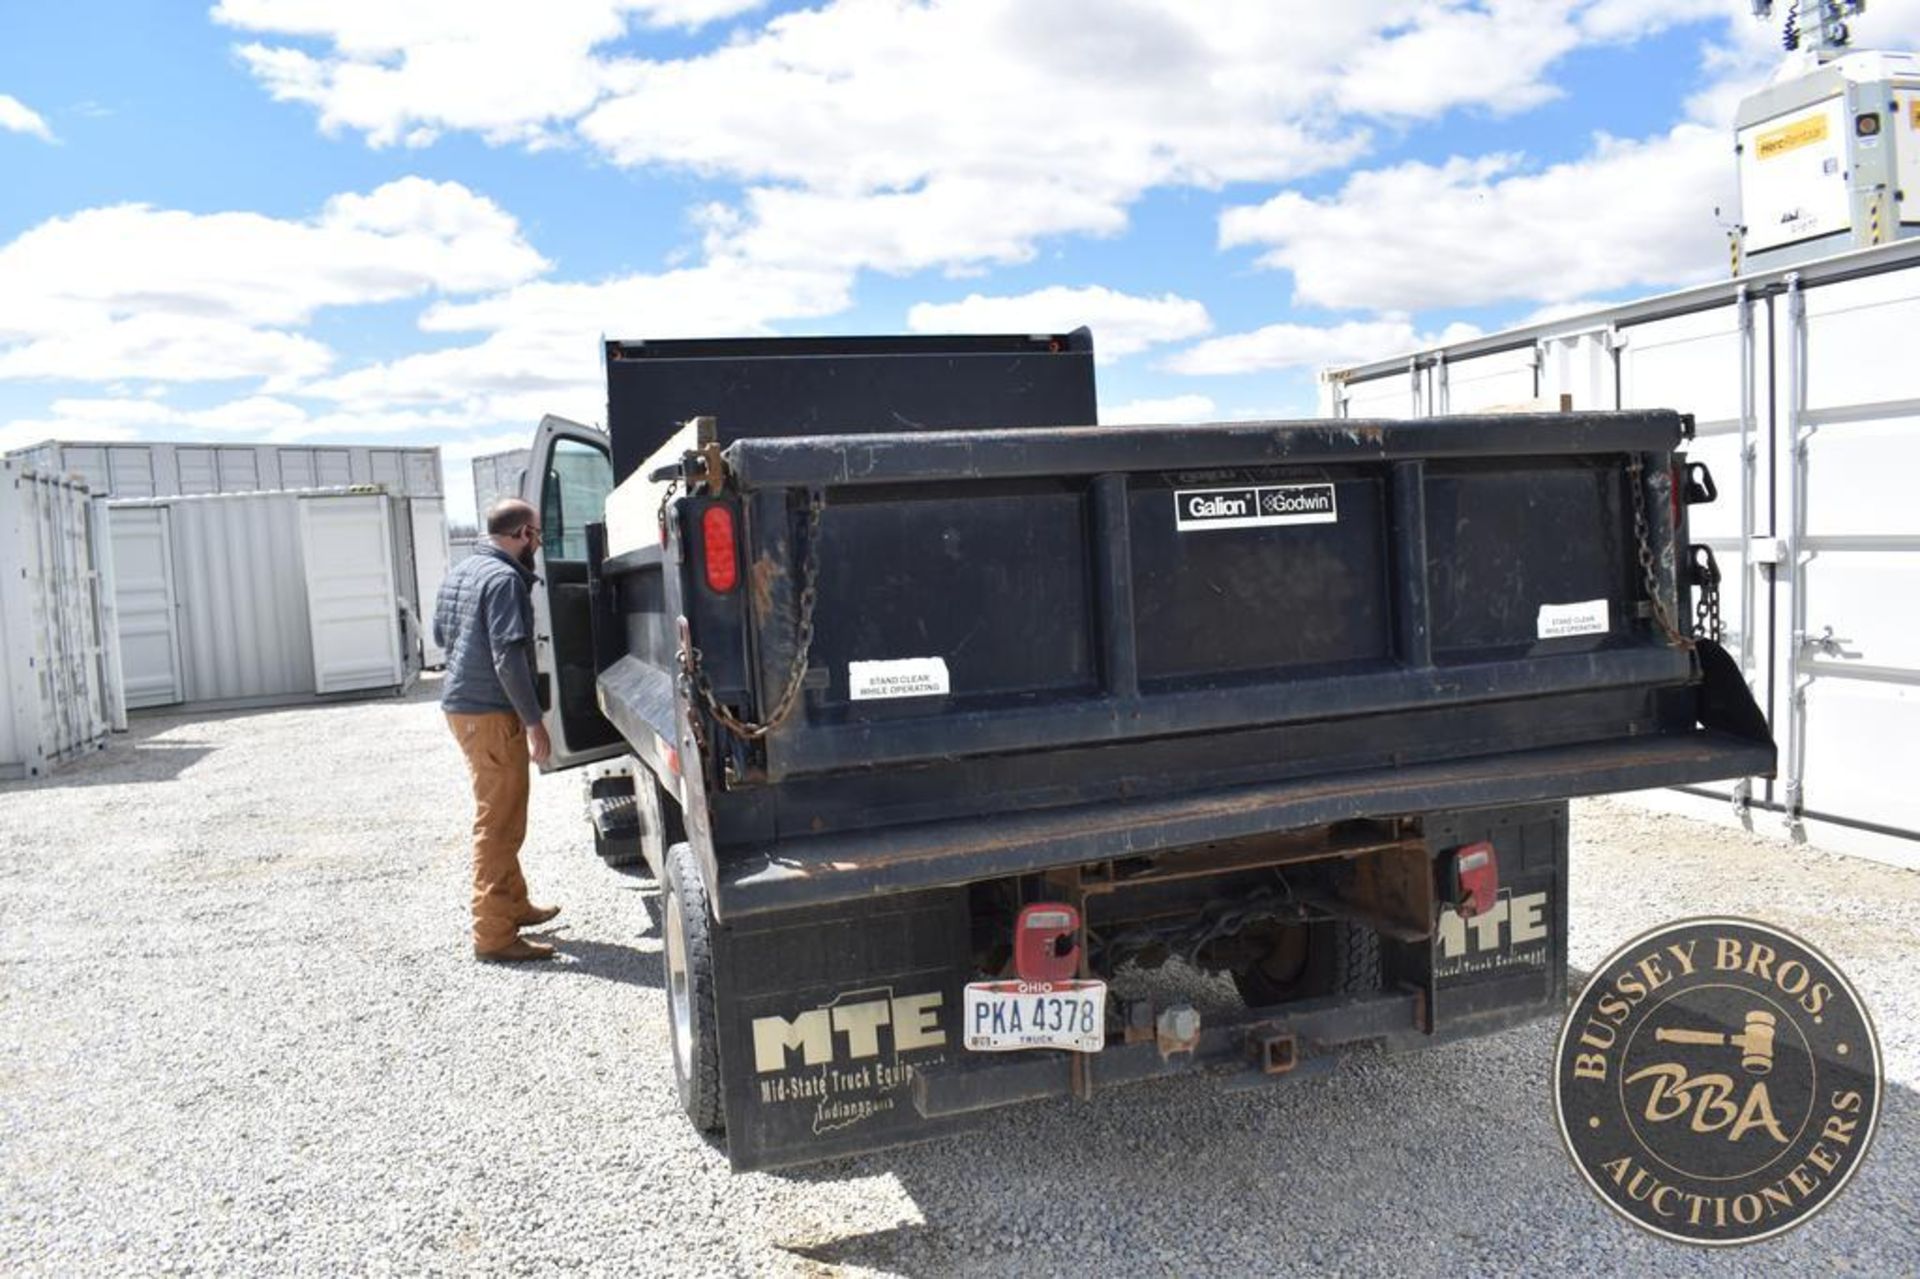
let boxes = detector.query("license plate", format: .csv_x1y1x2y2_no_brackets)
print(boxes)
963,979,1106,1053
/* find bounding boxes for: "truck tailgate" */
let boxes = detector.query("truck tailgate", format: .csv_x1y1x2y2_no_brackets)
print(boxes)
619,410,1773,915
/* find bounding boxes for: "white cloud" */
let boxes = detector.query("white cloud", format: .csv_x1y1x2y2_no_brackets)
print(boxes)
0,420,139,454
582,1,1383,273
1579,0,1728,42
693,180,1148,278
1332,0,1739,119
1335,0,1582,118
213,0,766,148
233,2,1734,278
1165,319,1483,376
907,286,1210,362
0,393,477,444
1101,394,1218,425
1214,0,1920,316
0,178,547,387
0,93,55,142
301,257,851,423
0,319,335,390
1217,124,1731,313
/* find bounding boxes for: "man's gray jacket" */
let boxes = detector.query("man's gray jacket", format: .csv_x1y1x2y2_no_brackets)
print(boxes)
434,543,543,725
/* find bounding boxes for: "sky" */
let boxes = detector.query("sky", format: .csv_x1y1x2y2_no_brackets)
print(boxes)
4,0,1920,525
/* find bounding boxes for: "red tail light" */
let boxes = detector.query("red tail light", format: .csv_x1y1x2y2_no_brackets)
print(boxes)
1452,841,1499,917
701,505,739,593
1013,903,1081,982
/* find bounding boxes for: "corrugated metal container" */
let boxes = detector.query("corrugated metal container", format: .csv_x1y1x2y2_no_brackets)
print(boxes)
407,498,452,667
471,448,529,521
0,460,124,779
105,489,427,712
6,439,444,500
1324,237,1920,871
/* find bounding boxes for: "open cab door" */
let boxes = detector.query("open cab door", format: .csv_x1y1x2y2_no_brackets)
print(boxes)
524,414,623,771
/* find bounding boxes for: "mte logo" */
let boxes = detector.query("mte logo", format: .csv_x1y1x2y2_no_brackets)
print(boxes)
1436,889,1549,960
752,988,946,1073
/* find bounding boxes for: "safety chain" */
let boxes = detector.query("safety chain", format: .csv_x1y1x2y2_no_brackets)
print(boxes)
688,495,825,741
1627,456,1700,651
1694,546,1724,645
655,477,680,543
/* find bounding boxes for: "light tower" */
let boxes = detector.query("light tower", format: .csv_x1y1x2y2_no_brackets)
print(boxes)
1733,3,1920,273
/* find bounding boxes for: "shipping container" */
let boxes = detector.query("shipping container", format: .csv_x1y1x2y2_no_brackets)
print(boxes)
104,489,425,713
0,460,124,779
406,498,452,667
470,449,530,524
1324,236,1920,870
6,439,444,500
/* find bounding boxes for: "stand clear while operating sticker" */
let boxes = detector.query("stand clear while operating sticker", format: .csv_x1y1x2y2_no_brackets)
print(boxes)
849,657,950,701
1537,598,1610,640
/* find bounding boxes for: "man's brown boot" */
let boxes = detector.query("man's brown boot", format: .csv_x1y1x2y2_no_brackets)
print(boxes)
475,936,557,963
517,904,561,929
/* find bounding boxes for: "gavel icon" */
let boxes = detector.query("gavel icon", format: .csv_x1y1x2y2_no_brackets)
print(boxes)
1654,1009,1778,1075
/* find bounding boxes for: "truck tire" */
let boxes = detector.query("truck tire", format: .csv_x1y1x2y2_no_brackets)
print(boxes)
663,842,725,1134
593,789,643,867
637,776,687,884
1232,920,1382,1009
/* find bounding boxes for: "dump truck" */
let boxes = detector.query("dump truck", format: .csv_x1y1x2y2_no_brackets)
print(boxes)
514,330,1774,1171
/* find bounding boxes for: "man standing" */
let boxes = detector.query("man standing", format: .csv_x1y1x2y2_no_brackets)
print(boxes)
434,497,561,962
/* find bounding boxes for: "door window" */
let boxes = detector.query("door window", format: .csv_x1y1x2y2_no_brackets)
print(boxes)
541,439,615,560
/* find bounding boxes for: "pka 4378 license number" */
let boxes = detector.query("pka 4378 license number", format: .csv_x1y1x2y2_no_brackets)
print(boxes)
962,979,1107,1054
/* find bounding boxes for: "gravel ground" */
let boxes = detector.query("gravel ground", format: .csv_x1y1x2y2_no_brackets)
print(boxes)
2,677,1916,1275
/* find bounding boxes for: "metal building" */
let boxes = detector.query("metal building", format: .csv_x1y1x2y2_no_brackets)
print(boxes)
105,489,428,713
6,439,444,500
470,448,530,523
1323,236,1920,870
0,460,124,779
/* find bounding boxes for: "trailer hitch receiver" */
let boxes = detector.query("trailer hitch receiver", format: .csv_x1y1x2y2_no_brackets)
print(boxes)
1252,1030,1298,1075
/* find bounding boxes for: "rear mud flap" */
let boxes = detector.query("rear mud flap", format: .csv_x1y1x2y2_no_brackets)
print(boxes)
712,888,977,1172
1421,802,1570,1043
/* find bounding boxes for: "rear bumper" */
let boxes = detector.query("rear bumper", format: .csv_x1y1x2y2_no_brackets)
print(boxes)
718,727,1775,918
914,989,1429,1119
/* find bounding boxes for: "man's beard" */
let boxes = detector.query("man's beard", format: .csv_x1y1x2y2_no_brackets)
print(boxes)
516,541,537,570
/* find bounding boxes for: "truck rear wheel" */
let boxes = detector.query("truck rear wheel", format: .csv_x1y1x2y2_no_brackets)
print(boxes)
1232,920,1382,1008
637,775,687,883
663,842,724,1134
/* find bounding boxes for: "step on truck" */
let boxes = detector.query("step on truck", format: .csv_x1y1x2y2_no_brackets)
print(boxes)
517,330,1775,1172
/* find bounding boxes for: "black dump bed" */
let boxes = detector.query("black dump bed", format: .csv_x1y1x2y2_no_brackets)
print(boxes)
591,339,1773,921
603,330,1098,482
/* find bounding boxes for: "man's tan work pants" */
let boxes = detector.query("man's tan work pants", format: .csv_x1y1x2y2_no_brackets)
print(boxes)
448,711,533,950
